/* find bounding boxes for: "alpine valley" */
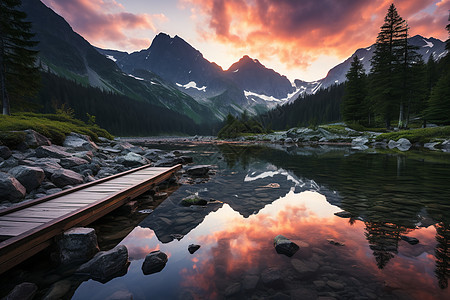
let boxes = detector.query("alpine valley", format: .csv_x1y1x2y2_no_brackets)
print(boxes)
20,0,447,135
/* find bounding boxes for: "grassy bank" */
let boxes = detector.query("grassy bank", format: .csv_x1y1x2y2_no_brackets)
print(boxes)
375,126,450,143
0,112,113,147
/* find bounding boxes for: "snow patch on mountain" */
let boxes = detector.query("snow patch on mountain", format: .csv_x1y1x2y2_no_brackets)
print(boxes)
244,90,282,102
106,55,117,62
423,39,434,48
176,81,207,92
128,74,144,81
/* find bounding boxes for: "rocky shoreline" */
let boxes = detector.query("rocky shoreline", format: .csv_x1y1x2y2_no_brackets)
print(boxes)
0,130,196,209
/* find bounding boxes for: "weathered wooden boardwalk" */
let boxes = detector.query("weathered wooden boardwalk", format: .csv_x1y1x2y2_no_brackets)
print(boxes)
0,164,181,274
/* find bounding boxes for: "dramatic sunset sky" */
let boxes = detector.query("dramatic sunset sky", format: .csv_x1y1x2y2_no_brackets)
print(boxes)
41,0,448,81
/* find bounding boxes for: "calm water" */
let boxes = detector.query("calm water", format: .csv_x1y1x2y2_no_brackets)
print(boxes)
72,143,450,300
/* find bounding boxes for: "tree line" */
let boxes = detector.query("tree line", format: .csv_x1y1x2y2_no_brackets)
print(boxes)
341,4,450,128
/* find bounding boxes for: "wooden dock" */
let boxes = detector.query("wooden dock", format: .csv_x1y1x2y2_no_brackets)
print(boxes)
0,164,181,274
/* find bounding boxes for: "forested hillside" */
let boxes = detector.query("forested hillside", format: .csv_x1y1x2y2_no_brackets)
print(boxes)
16,72,219,136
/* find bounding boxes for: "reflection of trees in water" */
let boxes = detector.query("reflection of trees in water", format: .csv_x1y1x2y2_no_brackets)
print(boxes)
217,144,263,169
364,222,410,269
435,222,449,289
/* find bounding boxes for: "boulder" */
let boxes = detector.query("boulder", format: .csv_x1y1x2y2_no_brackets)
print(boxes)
4,282,38,300
351,137,368,146
261,268,284,289
0,145,12,159
72,151,93,163
63,133,98,152
0,172,26,202
115,152,149,167
181,195,207,206
51,169,84,187
113,141,134,152
186,165,211,177
24,129,51,148
284,138,294,144
77,245,129,283
129,146,145,155
0,157,19,171
142,250,168,275
274,235,299,257
35,145,72,159
55,227,99,264
188,244,201,254
60,157,89,169
8,166,45,192
32,158,61,178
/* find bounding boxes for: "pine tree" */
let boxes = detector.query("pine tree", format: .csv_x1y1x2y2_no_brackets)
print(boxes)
0,0,39,115
342,56,368,124
369,4,408,128
425,16,450,125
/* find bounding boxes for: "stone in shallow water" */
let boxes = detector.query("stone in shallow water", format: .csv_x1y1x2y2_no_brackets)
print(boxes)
188,244,201,254
327,239,345,246
181,195,207,206
261,267,284,289
243,274,259,290
334,211,352,218
56,227,99,264
142,250,168,275
274,234,300,257
5,282,37,300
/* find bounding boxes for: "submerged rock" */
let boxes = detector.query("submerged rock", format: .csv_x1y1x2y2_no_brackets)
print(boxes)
77,245,129,283
185,165,211,177
274,234,299,257
4,282,38,300
142,250,168,275
261,268,284,289
334,211,352,218
327,239,345,246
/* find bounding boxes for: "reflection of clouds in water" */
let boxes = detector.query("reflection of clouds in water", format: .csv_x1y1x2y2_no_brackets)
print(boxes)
120,226,160,261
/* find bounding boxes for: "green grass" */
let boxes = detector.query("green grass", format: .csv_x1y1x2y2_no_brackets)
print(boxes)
375,126,450,143
0,112,113,147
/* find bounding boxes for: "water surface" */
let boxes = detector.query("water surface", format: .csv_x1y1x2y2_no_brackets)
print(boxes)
73,144,450,299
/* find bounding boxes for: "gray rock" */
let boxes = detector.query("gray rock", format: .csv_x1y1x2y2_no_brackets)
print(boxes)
327,280,345,290
115,152,149,167
63,133,98,152
142,250,168,275
284,137,294,144
129,146,145,155
291,259,317,276
56,227,99,264
113,141,134,152
351,137,368,146
4,282,38,300
0,172,26,202
0,145,12,159
35,145,72,159
0,157,19,170
96,167,118,178
32,158,61,178
388,138,411,151
24,129,51,148
72,151,93,163
274,234,299,257
261,268,284,289
77,245,129,283
8,165,45,192
186,165,211,176
46,188,63,195
51,169,84,187
424,142,440,150
60,157,89,169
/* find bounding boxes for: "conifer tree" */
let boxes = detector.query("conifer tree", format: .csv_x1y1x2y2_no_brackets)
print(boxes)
342,56,368,124
369,3,408,128
0,0,39,115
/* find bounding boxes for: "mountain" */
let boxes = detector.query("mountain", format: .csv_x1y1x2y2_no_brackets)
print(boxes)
320,35,447,89
97,33,316,117
20,0,218,125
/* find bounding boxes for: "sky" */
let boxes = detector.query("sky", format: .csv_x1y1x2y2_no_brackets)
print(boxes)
41,0,449,82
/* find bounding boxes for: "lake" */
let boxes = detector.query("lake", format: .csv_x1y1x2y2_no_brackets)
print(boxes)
70,143,450,299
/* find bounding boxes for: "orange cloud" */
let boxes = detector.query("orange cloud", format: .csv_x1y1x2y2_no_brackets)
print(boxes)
182,0,448,70
41,0,165,50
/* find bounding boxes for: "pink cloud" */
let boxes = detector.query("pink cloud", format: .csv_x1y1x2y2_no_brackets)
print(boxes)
42,0,164,50
182,0,448,70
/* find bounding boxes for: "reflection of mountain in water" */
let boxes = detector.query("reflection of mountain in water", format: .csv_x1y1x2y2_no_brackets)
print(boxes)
140,160,341,244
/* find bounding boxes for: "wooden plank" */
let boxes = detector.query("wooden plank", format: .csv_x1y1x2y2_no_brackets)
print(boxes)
0,216,53,223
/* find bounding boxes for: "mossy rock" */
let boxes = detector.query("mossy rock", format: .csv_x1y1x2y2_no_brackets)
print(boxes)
0,131,26,148
181,195,207,206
